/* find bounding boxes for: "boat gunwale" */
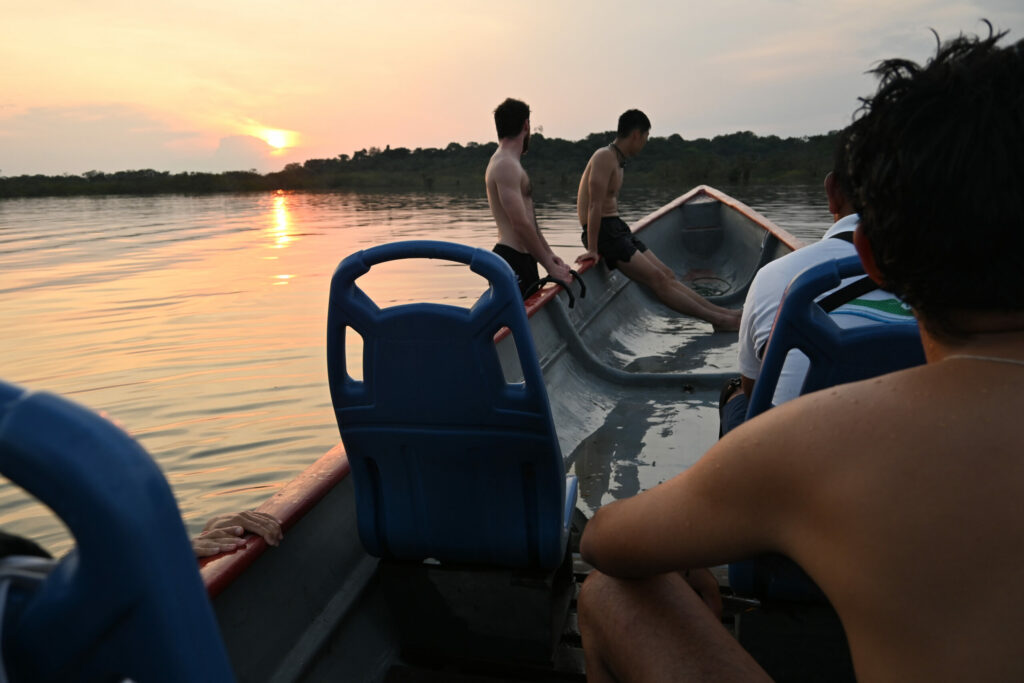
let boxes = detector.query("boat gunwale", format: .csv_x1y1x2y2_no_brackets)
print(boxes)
200,443,350,597
200,185,802,598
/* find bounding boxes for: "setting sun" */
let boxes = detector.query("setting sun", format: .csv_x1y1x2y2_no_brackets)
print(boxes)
262,129,292,149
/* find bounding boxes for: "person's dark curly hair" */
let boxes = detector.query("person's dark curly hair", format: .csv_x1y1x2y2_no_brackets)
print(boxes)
846,23,1024,339
494,98,530,140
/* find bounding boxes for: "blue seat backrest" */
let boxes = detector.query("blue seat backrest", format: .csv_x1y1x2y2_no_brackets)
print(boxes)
327,241,573,570
746,255,925,420
0,381,234,682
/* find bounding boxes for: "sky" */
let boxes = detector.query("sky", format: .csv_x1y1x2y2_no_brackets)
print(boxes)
2,0,1022,176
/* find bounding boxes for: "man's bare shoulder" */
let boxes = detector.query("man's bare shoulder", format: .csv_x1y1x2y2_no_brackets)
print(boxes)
486,151,525,184
588,145,615,166
584,146,616,184
720,366,929,478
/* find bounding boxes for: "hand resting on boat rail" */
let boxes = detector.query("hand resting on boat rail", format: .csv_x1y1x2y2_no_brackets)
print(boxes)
191,510,283,557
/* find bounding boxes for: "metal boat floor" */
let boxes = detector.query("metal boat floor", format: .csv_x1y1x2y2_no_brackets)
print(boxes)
546,304,739,517
383,558,592,683
381,557,854,683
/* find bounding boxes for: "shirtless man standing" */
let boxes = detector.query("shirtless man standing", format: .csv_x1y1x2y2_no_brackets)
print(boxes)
576,110,741,331
485,98,571,297
578,27,1024,682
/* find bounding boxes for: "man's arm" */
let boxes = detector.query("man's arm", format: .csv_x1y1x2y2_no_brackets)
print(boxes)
493,161,570,280
580,401,815,578
736,268,771,397
576,150,616,264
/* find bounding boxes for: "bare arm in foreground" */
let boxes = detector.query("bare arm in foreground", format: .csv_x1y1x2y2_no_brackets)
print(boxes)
580,347,1024,682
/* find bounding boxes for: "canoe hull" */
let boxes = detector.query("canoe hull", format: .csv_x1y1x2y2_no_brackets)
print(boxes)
202,186,801,682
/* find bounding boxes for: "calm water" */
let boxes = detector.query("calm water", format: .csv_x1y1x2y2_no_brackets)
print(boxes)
0,185,830,556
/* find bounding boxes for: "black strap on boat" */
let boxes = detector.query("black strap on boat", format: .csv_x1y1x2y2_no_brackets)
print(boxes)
817,230,878,312
522,270,587,308
818,275,878,312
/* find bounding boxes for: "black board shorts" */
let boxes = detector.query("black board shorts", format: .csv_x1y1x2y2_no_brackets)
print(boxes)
492,243,540,299
581,216,648,270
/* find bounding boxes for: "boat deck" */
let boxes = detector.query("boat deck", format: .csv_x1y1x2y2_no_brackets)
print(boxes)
379,557,854,683
560,306,735,516
532,261,742,517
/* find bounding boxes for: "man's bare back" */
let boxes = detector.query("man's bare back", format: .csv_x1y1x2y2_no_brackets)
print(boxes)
485,149,536,254
581,342,1024,680
739,348,1024,680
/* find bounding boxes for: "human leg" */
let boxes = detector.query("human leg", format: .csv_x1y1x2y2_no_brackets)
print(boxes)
641,250,742,330
615,252,741,330
719,378,749,437
578,570,771,683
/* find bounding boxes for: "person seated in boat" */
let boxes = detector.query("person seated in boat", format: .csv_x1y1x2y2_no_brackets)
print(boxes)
720,127,913,435
578,25,1024,682
485,98,572,298
574,110,741,331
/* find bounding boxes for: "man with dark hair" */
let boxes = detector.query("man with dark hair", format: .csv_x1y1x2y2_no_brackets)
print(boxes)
579,27,1024,681
720,127,913,434
486,98,571,297
576,110,741,330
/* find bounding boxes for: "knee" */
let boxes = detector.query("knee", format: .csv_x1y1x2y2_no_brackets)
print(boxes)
579,570,623,636
578,570,607,628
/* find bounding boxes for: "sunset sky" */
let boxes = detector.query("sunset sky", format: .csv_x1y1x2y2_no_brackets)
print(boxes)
2,1,1021,176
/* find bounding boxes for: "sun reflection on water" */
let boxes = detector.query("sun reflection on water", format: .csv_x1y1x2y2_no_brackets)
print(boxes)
269,192,294,249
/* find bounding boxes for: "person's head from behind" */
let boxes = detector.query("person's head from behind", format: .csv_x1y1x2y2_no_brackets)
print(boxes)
616,109,651,155
847,24,1024,339
825,127,856,219
494,98,530,142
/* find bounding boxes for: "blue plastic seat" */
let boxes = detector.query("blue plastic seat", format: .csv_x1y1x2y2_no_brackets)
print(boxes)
733,255,925,599
327,241,578,570
0,381,234,682
746,255,925,420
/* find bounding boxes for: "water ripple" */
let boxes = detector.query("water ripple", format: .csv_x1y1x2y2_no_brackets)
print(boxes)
0,187,829,556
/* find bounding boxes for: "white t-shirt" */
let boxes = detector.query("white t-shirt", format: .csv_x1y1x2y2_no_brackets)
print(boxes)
737,213,914,405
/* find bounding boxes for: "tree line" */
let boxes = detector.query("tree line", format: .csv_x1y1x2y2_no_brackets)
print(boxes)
0,130,838,199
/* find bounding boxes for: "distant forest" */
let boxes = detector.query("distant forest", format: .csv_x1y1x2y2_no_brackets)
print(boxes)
0,130,838,199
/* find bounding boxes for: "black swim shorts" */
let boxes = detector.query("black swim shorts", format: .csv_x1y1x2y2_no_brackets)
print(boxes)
493,243,540,299
580,216,648,270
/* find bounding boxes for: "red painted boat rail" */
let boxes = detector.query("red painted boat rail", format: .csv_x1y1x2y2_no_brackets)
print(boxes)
200,443,350,598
